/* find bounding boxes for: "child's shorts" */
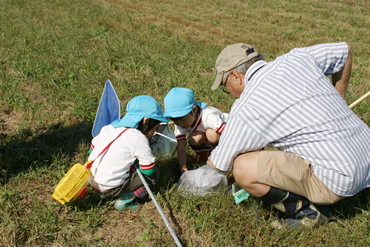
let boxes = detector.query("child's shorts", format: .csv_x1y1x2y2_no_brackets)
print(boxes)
190,143,214,159
101,166,159,198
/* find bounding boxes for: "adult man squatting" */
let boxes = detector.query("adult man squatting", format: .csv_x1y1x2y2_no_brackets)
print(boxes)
207,42,370,228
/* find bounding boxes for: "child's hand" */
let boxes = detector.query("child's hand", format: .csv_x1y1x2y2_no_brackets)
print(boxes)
180,167,188,174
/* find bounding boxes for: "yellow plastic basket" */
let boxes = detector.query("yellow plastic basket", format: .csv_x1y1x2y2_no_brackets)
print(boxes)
52,161,92,205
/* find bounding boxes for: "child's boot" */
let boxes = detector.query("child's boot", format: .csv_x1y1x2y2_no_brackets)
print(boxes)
114,188,147,210
114,200,141,210
114,191,137,210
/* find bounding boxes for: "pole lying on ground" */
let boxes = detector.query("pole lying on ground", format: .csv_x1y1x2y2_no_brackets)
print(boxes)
135,165,182,247
349,91,370,109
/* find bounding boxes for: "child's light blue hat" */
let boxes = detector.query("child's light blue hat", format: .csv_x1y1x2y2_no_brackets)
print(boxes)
163,87,207,118
111,95,168,128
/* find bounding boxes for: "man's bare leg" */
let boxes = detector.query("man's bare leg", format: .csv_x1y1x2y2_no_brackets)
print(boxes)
233,151,270,197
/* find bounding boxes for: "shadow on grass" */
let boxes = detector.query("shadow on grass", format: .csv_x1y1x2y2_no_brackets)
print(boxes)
330,187,370,220
0,121,93,185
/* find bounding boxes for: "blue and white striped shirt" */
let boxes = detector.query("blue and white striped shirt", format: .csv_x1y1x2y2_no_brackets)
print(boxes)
211,42,370,197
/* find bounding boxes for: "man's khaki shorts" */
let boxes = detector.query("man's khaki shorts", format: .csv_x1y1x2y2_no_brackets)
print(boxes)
257,151,343,205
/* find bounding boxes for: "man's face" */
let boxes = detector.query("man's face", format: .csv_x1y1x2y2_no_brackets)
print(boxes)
222,71,244,98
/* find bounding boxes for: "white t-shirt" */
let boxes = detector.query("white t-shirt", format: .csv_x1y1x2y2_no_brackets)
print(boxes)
174,106,228,141
88,125,155,192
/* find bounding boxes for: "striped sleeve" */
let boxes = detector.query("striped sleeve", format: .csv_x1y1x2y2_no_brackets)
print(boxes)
176,135,186,141
216,123,226,134
89,135,99,154
134,133,157,176
295,42,349,76
140,162,155,171
138,162,157,176
203,112,226,134
174,125,188,142
211,115,267,171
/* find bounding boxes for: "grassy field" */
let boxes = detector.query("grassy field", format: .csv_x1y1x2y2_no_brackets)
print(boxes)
1,0,369,246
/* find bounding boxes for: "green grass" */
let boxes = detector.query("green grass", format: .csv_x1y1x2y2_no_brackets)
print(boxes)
1,0,370,246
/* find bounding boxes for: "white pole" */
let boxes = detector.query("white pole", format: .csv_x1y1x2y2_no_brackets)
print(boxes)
154,131,177,142
135,165,182,247
349,91,370,109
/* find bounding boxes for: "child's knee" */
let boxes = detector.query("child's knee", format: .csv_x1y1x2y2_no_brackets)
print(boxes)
189,131,207,146
205,129,220,144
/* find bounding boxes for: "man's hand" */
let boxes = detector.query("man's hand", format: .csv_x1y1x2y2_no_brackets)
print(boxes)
207,155,227,175
206,155,217,169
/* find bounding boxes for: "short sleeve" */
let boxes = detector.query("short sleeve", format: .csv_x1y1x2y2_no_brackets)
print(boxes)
174,125,188,142
203,113,226,134
134,134,156,170
89,135,101,160
90,137,97,152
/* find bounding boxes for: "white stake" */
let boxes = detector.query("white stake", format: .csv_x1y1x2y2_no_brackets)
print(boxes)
349,91,370,109
135,165,182,247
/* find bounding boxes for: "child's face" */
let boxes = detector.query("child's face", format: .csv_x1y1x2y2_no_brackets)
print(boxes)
173,107,197,129
145,122,160,139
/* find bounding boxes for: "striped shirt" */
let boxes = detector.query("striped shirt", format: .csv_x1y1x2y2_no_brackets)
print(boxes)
211,42,370,197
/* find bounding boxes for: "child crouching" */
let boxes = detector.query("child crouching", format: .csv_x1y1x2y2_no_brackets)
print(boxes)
88,95,168,210
163,87,228,174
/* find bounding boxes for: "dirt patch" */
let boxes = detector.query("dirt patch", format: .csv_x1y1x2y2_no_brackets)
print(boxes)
0,110,24,134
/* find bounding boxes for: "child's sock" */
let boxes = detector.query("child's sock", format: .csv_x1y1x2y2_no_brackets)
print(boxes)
133,187,147,198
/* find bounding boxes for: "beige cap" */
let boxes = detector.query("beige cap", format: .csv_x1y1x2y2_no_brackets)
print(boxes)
212,43,259,90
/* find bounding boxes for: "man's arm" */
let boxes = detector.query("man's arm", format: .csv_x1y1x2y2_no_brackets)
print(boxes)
208,114,267,171
331,43,352,102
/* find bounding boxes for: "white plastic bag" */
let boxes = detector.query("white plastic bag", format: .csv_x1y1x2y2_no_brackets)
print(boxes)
178,165,228,196
150,123,177,157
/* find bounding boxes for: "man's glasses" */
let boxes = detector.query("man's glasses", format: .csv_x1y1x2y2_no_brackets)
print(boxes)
221,73,230,94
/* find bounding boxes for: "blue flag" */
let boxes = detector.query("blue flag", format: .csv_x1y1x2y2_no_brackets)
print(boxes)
92,80,120,137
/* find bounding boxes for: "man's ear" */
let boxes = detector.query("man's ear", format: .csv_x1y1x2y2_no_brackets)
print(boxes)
230,70,244,87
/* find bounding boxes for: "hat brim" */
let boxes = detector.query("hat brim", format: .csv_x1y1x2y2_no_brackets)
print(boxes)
163,108,193,119
212,73,223,90
164,102,207,119
151,116,169,124
111,114,168,128
111,114,143,128
195,102,207,109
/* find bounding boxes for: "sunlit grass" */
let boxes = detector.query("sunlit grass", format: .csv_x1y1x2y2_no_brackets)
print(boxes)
0,0,369,245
